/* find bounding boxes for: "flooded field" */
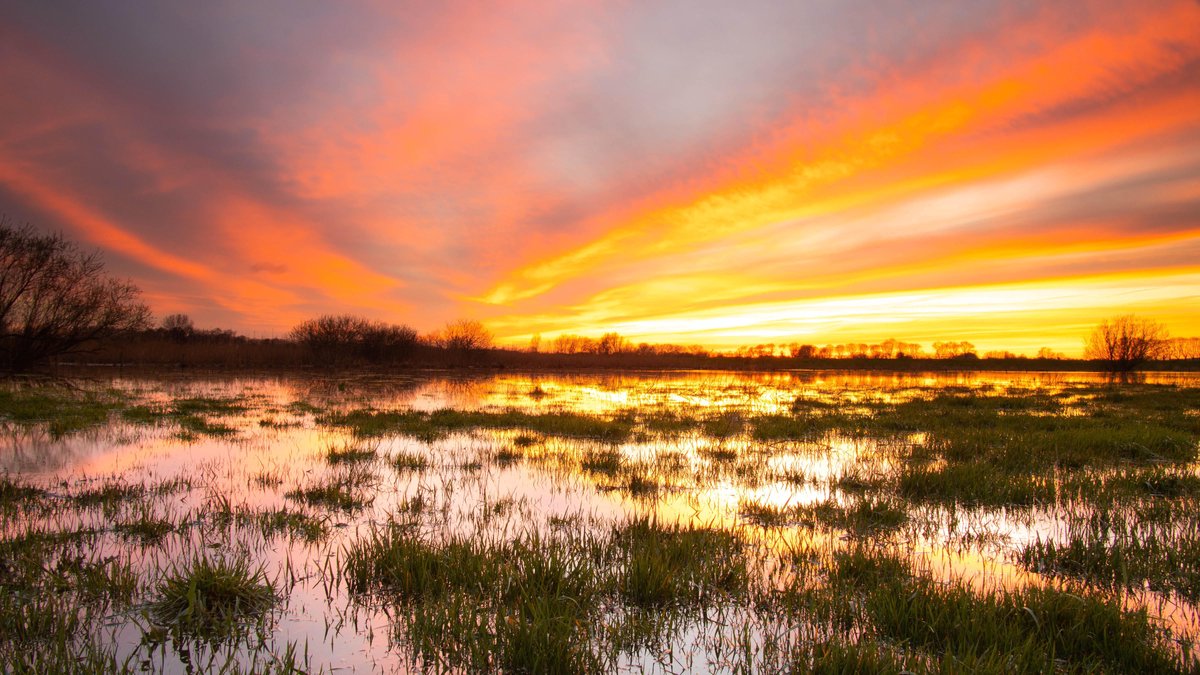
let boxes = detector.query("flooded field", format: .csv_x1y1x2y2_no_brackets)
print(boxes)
2,370,1200,673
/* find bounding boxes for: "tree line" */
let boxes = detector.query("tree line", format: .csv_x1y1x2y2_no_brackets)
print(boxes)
1,220,1195,373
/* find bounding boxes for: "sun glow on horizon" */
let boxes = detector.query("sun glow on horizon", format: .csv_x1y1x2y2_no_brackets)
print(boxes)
1,1,1197,349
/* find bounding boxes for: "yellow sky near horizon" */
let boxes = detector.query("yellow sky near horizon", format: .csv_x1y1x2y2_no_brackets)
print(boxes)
1,1,1197,353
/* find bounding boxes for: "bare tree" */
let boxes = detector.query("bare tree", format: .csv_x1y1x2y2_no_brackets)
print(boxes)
161,313,195,342
435,319,493,352
289,314,418,364
1,221,151,372
1084,315,1168,372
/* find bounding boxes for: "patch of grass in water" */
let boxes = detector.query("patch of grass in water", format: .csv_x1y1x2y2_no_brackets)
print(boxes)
869,575,1179,672
391,450,430,473
493,445,524,467
641,410,700,434
352,528,605,673
150,553,276,640
176,414,237,439
324,440,376,464
322,408,634,443
616,517,747,608
345,527,497,599
1018,503,1200,602
0,474,43,511
898,461,1053,508
70,481,145,510
739,499,799,528
700,444,739,464
0,386,124,437
513,433,540,447
122,396,245,438
581,447,623,477
285,466,374,511
798,497,908,534
240,506,327,542
791,639,916,674
702,411,746,438
115,508,176,545
750,412,851,441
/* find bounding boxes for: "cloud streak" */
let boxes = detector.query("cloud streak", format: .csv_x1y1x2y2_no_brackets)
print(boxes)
1,0,1197,352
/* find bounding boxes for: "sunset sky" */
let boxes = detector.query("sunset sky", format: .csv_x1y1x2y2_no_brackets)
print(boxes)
2,1,1197,355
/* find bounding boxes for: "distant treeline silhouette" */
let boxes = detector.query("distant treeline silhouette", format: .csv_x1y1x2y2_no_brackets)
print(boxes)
68,313,1198,373
4,219,1198,374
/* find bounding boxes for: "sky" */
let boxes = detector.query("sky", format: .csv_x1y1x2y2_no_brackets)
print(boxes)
1,1,1197,355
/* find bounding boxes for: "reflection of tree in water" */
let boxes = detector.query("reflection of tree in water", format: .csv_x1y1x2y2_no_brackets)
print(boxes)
283,374,428,406
1105,371,1148,386
0,427,111,474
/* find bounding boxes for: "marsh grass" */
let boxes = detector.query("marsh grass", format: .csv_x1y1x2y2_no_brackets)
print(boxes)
122,396,247,438
4,376,1200,672
238,506,327,542
0,386,125,437
1019,500,1200,602
115,507,176,545
150,553,277,640
285,465,374,511
796,497,908,534
323,408,634,442
0,474,43,511
617,517,747,608
898,461,1053,507
323,440,377,464
581,447,624,477
391,450,430,473
816,548,1186,673
71,481,146,511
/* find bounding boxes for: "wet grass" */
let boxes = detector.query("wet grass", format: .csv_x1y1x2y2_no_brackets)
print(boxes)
285,463,375,511
821,548,1186,673
1019,498,1200,602
322,408,635,442
121,395,247,438
238,506,327,542
149,553,277,640
0,474,44,511
0,385,126,437
323,440,377,464
3,375,1200,672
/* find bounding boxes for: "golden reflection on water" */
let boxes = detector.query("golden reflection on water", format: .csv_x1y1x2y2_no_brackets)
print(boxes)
2,369,1199,672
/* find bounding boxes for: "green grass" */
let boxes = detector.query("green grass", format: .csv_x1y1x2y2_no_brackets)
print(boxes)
324,440,377,464
115,509,176,545
1018,500,1200,602
121,396,246,438
322,408,634,443
796,497,908,533
0,386,124,437
391,450,430,473
238,506,327,542
898,461,1053,507
285,466,374,511
149,553,276,640
824,548,1184,673
616,517,747,608
70,481,145,510
0,474,43,511
348,528,604,672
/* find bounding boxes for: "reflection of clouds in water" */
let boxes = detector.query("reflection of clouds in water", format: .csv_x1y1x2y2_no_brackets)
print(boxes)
2,370,1199,670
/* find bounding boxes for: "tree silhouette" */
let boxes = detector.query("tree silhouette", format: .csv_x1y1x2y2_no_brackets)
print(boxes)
1,220,150,372
1084,315,1167,372
435,319,493,352
161,313,195,342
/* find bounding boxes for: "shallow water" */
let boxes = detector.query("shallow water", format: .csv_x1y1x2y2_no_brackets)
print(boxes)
2,369,1199,672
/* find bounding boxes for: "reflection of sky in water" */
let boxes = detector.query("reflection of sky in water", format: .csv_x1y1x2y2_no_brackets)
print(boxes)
1,369,1198,671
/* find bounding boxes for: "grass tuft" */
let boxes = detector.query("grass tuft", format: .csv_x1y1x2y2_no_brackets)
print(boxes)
149,553,276,640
